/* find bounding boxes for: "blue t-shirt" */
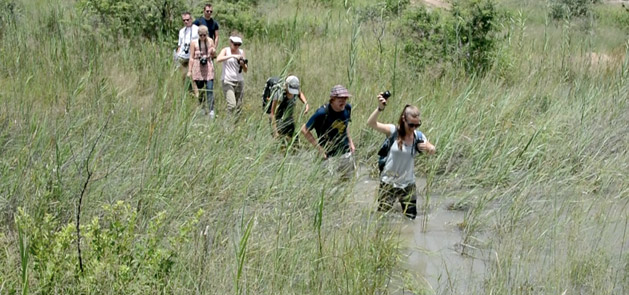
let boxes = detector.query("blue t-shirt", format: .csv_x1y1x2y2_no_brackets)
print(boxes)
305,104,352,157
193,17,219,41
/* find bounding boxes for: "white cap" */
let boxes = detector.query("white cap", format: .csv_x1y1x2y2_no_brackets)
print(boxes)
285,75,300,95
229,36,243,44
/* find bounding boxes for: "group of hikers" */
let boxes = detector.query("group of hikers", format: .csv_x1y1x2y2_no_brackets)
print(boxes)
174,3,246,119
173,4,437,220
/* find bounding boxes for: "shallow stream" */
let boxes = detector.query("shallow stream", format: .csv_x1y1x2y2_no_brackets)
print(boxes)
352,167,487,294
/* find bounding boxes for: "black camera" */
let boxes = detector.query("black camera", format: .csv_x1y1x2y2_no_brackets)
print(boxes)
183,43,190,54
200,56,208,65
238,58,248,73
382,90,391,99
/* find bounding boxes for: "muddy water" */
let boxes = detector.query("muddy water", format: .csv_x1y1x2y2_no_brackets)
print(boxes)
352,167,486,294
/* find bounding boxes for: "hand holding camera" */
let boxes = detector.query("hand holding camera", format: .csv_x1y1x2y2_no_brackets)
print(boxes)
238,57,248,73
378,90,391,110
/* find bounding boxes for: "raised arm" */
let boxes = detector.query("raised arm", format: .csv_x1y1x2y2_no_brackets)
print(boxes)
366,94,394,136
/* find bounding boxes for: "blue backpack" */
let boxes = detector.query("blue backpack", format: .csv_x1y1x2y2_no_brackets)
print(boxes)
377,128,424,173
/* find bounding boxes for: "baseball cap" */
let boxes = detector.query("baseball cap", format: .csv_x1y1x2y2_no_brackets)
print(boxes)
329,85,351,98
285,75,300,95
229,36,243,44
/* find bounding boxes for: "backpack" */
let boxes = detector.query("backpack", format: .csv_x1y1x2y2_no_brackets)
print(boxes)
377,128,424,173
262,77,282,114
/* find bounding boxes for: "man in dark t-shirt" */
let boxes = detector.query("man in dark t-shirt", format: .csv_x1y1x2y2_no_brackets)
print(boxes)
301,84,355,159
193,4,219,49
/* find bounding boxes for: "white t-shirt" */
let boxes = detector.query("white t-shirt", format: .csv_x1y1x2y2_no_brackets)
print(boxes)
381,125,428,188
177,25,199,59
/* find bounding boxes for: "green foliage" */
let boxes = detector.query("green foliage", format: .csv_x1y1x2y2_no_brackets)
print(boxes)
549,0,598,20
396,0,500,74
14,203,203,293
357,0,410,20
216,0,264,37
0,0,20,40
596,4,629,31
78,0,185,40
452,0,499,73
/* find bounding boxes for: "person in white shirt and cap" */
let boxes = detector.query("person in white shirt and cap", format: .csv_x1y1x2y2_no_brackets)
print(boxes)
269,75,310,139
216,34,248,115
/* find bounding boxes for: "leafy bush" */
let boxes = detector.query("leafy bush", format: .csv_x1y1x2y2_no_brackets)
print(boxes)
549,0,599,20
215,0,264,38
396,0,500,74
14,203,202,293
78,0,185,40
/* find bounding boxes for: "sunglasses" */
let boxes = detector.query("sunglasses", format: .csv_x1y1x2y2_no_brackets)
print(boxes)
407,122,421,128
233,43,241,46
199,34,207,37
206,10,213,13
182,18,190,22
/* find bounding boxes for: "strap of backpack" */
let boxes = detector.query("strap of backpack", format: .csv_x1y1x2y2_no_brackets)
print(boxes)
413,130,424,155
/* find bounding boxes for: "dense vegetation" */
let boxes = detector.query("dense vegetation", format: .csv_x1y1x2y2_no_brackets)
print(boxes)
1,0,627,294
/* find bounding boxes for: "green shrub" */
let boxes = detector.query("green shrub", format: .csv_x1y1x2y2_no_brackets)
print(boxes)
549,0,598,20
78,0,185,40
215,0,264,38
396,0,500,74
14,203,203,293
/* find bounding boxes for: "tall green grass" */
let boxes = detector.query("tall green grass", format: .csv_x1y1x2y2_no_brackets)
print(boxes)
0,0,627,294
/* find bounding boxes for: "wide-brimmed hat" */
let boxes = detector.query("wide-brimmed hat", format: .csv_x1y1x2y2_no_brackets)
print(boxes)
329,84,351,98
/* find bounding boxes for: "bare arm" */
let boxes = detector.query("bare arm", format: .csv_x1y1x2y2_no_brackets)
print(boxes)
300,124,327,159
298,91,309,114
207,39,216,58
346,126,355,153
213,30,219,51
418,139,436,155
366,95,393,136
216,47,241,63
187,41,197,77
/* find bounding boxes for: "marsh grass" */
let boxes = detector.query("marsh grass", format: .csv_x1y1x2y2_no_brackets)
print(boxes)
1,0,628,294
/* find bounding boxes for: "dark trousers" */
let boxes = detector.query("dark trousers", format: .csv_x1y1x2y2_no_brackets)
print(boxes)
377,182,418,219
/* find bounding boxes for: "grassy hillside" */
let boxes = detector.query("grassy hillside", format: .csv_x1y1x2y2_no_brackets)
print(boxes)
1,0,628,293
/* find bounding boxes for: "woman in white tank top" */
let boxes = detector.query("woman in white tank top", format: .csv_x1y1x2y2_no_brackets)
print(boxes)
216,35,248,115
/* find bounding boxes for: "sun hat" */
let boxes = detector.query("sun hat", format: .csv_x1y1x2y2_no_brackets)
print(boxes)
329,85,351,98
285,75,300,95
229,36,243,44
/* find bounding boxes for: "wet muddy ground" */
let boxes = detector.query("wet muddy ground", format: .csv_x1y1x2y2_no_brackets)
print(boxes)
352,166,487,294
